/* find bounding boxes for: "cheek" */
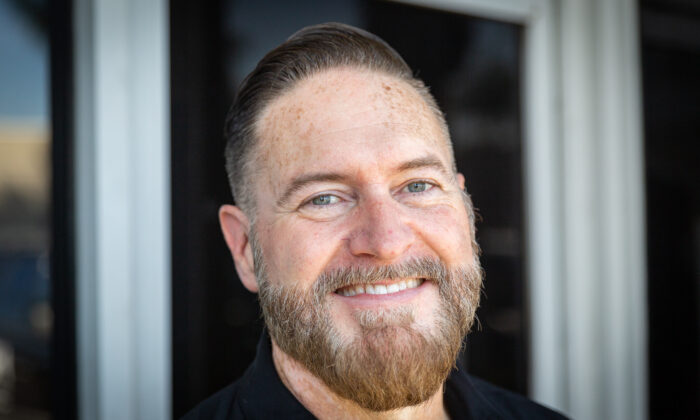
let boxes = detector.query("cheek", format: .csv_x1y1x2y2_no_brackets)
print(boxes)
260,220,343,287
412,205,473,262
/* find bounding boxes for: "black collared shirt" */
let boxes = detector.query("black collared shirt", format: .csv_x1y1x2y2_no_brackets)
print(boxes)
182,334,567,419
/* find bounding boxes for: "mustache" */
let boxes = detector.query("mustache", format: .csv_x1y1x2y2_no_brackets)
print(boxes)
312,257,449,297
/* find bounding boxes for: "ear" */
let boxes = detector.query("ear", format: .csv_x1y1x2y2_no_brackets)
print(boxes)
456,173,466,191
219,204,258,293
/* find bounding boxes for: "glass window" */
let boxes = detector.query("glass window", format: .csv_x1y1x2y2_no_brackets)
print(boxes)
0,0,52,418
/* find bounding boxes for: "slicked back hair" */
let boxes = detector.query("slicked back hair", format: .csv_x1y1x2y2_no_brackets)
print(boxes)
223,22,452,217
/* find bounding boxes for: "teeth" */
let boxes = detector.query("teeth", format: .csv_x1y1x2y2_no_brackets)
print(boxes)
337,278,424,296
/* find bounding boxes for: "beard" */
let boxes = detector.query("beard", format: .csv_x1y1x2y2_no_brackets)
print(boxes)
253,239,482,412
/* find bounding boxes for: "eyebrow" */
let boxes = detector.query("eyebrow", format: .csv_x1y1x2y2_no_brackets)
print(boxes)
395,155,450,176
276,154,451,208
277,172,348,207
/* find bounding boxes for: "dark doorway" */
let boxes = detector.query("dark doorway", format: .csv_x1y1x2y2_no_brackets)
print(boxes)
640,1,700,418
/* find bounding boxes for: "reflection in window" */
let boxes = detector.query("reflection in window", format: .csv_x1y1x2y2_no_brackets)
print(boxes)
0,0,51,418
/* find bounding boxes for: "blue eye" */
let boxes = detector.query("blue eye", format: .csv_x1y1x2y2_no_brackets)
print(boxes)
311,194,339,206
406,182,428,193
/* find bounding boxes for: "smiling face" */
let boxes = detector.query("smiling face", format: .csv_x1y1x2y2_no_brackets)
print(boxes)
220,67,481,411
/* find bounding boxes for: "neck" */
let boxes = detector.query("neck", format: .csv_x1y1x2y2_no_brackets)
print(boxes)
271,341,450,420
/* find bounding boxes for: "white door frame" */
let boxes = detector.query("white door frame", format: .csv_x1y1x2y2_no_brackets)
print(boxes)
397,1,647,419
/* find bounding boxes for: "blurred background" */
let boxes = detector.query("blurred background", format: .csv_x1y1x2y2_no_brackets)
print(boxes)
0,0,698,419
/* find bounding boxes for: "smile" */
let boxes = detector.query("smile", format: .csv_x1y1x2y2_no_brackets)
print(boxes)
335,278,426,297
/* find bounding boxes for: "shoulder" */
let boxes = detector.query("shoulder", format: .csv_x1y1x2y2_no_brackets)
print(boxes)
180,333,313,420
180,381,243,420
468,375,567,419
446,368,568,419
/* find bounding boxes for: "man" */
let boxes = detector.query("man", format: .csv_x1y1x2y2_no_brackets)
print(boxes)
185,23,565,419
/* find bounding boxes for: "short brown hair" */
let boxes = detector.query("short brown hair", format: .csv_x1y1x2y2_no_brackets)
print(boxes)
223,22,449,215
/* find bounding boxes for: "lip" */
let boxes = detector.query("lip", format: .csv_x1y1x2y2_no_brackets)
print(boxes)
330,279,431,308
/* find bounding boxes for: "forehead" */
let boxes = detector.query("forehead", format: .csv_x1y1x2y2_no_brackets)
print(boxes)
253,68,451,194
258,68,443,141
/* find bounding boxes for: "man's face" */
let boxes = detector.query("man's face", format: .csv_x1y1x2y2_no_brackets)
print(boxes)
247,68,481,410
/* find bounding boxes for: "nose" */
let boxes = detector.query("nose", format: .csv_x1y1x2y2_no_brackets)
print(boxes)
347,196,415,261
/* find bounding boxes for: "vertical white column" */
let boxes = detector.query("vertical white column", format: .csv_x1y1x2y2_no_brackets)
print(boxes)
560,2,603,418
523,0,567,412
74,0,171,419
558,0,647,419
594,1,647,420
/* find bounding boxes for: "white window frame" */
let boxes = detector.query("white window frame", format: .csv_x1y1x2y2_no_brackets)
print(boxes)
398,1,647,419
